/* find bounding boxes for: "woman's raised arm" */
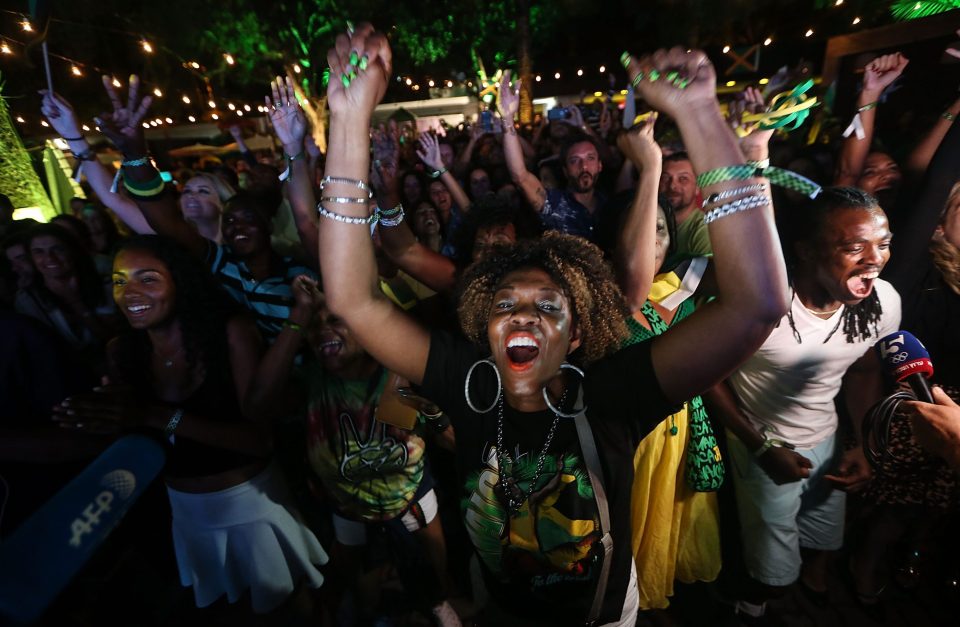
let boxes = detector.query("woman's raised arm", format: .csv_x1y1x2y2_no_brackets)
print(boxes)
623,48,790,404
318,24,431,385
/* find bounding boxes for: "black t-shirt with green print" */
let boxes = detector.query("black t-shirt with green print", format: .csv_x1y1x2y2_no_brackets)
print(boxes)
419,330,677,625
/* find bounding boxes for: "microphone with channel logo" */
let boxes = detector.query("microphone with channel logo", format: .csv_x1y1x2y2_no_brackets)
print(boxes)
875,330,935,403
0,435,165,623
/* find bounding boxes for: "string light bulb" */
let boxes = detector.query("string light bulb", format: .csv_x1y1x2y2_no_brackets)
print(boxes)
149,120,158,127
71,65,82,76
577,69,583,76
164,117,173,124
40,120,49,127
211,113,219,120
112,77,121,88
599,65,605,73
142,122,150,128
293,64,301,74
182,95,191,104
15,116,25,123
82,124,90,131
446,80,453,87
208,99,216,109
188,115,196,122
835,0,843,5
20,20,33,32
227,103,235,111
141,41,153,53
153,88,163,97
852,17,861,25
554,72,560,79
428,79,435,87
764,37,773,46
535,75,542,82
405,77,412,85
224,53,235,65
1,42,11,55
236,110,243,116
805,29,814,37
243,104,251,111
723,45,731,54
189,61,200,69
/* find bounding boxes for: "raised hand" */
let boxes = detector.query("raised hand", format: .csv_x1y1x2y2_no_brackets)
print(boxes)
289,274,322,325
94,75,152,158
267,75,308,154
416,133,444,172
39,90,83,138
729,86,774,157
616,112,660,169
863,52,909,96
622,47,717,119
496,70,520,121
326,22,391,121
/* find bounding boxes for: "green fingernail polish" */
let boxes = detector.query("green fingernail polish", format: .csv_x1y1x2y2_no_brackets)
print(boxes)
359,55,368,71
347,69,357,81
648,70,660,82
676,78,689,89
349,51,359,67
632,73,643,88
341,74,351,88
620,52,631,68
666,71,678,82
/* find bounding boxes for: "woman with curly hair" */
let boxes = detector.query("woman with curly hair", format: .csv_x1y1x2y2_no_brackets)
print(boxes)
54,235,328,620
304,27,789,626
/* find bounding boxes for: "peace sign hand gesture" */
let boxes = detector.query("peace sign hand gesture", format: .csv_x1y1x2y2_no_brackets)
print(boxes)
95,75,152,158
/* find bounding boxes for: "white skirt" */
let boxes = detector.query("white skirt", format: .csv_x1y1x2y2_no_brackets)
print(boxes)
166,463,329,613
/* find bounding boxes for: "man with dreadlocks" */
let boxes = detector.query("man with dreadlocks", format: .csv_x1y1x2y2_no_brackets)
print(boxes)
706,186,901,622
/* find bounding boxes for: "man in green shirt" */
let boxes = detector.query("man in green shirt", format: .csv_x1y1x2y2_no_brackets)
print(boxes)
660,152,712,258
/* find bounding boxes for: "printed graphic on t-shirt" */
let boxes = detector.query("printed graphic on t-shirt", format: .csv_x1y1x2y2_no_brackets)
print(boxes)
461,443,601,603
307,375,425,522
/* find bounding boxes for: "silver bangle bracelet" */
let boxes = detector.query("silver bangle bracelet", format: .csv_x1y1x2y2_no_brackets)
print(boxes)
701,183,767,208
319,195,371,205
702,193,769,224
317,203,377,225
319,176,373,199
164,408,184,438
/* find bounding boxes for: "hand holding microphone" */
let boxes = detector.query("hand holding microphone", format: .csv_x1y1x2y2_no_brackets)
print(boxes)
903,387,960,472
863,330,938,468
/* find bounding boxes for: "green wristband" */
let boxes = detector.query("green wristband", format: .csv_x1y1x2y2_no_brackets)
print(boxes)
857,101,878,113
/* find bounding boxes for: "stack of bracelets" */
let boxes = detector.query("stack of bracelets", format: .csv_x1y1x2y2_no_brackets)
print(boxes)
120,157,167,200
696,159,822,225
315,175,405,228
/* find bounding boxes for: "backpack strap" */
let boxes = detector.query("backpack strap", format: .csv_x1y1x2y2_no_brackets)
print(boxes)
572,384,612,626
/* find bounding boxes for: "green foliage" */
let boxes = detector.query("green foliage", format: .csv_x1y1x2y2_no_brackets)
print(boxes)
0,78,53,214
890,0,960,20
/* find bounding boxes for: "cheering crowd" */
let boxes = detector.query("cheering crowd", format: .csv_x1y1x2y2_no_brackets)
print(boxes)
2,21,960,627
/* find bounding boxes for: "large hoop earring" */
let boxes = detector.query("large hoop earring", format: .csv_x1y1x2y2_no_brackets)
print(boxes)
464,358,501,414
543,363,588,418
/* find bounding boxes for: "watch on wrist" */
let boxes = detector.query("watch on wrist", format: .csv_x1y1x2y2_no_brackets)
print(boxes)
753,436,793,458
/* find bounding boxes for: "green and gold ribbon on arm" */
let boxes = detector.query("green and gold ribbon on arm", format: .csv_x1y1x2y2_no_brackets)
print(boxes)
696,162,822,199
737,79,818,137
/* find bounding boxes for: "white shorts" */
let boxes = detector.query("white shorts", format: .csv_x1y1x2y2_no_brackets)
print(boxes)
332,488,439,546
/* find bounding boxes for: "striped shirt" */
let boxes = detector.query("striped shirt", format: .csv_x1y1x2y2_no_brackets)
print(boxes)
205,242,317,343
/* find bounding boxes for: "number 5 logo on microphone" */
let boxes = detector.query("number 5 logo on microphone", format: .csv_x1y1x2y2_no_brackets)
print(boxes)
879,334,905,359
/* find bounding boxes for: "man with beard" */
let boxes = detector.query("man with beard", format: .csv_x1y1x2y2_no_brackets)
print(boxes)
660,152,712,257
498,72,608,241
